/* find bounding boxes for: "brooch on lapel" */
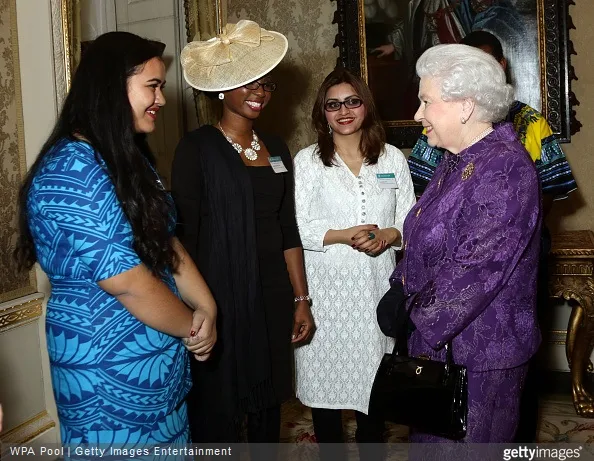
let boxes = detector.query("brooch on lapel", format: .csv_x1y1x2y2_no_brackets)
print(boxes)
461,162,474,180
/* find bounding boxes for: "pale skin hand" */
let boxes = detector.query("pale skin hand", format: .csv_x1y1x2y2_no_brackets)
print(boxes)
352,227,401,256
324,225,400,256
182,308,217,361
323,224,379,246
372,43,396,58
171,237,217,361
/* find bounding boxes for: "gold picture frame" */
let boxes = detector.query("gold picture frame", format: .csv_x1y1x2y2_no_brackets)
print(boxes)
51,0,80,108
334,0,580,148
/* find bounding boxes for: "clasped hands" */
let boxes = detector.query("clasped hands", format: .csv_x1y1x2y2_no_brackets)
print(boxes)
349,224,396,256
182,308,217,362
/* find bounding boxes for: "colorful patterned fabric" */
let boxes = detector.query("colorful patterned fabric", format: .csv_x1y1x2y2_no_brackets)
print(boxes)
27,139,191,444
407,101,577,199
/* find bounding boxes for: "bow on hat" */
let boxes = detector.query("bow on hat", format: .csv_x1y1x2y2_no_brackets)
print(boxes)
181,20,274,74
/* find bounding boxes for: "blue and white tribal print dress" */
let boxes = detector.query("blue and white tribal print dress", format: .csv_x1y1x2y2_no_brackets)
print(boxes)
27,139,191,444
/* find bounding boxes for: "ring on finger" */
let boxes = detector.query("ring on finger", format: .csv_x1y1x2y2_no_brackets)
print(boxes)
368,232,376,240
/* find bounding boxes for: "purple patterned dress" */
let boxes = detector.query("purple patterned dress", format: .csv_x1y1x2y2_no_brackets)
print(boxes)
391,123,542,443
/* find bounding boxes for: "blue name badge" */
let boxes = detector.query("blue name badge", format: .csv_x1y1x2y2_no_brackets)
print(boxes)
268,156,288,173
376,173,398,189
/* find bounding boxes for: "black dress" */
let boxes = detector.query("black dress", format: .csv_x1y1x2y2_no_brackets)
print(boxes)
247,165,296,401
171,125,301,442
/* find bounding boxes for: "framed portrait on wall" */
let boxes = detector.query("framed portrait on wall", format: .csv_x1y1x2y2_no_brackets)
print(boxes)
334,0,580,148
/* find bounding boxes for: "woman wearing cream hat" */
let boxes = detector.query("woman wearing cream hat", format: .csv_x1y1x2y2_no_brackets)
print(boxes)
172,20,314,446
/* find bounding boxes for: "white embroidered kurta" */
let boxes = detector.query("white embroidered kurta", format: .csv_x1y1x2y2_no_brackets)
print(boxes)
293,143,416,414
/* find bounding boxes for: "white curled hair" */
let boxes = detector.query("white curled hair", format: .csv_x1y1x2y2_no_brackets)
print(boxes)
415,44,514,123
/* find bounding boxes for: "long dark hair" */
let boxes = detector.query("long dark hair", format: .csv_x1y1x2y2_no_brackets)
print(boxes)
14,31,177,277
312,68,385,167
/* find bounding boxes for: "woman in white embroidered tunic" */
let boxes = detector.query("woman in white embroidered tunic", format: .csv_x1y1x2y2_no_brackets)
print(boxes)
294,68,416,458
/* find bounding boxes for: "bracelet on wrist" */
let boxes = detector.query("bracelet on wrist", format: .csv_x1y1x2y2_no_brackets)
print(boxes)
294,295,311,304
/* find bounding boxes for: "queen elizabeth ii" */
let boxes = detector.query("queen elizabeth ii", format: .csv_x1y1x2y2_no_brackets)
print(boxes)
388,44,542,443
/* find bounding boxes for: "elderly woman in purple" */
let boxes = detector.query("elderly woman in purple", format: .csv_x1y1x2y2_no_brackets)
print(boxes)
389,44,542,443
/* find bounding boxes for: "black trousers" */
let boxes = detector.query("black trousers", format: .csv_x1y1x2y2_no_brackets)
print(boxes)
311,407,385,461
246,405,281,461
514,227,551,443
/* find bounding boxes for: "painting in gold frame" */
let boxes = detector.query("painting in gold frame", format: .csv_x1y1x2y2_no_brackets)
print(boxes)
333,0,580,148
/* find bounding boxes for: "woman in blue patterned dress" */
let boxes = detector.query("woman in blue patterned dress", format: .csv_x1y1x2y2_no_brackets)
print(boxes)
13,32,217,445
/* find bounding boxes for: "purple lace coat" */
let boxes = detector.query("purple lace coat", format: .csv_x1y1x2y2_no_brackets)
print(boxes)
391,123,542,371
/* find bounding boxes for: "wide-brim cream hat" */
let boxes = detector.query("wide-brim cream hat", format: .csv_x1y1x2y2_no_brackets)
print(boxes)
181,19,288,92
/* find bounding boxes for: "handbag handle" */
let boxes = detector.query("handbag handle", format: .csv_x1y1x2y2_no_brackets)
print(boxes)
389,293,455,373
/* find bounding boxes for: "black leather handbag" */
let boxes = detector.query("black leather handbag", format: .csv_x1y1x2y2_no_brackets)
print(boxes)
370,289,468,439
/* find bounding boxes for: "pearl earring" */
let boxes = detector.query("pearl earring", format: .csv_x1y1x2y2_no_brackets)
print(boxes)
218,93,224,100
461,117,467,124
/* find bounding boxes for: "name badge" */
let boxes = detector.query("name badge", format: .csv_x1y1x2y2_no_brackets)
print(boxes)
376,173,398,189
268,156,288,173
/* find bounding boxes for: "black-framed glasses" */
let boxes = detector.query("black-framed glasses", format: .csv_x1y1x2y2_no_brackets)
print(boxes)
244,81,277,92
324,97,363,112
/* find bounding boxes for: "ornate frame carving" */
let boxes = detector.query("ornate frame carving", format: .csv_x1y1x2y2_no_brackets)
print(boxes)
0,294,43,333
0,411,55,444
333,0,580,148
50,0,74,110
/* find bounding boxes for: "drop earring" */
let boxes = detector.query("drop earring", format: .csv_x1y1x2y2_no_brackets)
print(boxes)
218,93,224,100
328,125,333,134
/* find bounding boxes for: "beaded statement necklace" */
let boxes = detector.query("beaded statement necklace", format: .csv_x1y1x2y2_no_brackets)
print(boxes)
218,123,261,161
